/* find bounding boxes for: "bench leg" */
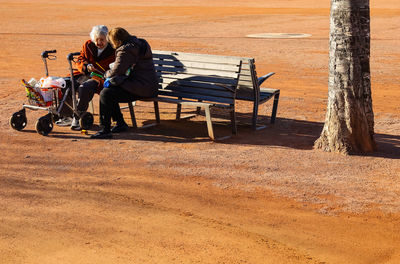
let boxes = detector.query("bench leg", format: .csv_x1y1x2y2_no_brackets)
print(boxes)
90,100,95,115
154,101,160,123
197,100,202,115
252,100,259,130
204,105,215,141
177,98,197,120
176,104,182,120
230,107,237,135
128,101,137,129
270,93,280,124
175,98,196,120
130,101,158,129
176,97,182,119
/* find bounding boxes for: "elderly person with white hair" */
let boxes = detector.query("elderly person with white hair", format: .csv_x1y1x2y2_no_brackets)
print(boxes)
57,25,115,129
90,27,158,139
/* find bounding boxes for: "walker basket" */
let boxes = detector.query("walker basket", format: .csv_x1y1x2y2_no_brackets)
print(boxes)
21,79,51,107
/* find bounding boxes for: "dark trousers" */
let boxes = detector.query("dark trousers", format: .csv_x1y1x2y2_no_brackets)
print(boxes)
59,77,97,118
76,79,98,116
99,87,138,130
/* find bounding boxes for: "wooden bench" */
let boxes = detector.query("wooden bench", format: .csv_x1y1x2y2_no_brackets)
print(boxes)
237,58,280,130
165,53,280,130
127,51,243,141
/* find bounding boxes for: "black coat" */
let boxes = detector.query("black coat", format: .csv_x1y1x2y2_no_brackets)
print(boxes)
105,36,158,98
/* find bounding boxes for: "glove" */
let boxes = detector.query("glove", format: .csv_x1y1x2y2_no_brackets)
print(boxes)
104,78,111,88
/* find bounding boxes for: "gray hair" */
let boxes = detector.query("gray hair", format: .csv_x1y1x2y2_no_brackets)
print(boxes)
90,25,108,42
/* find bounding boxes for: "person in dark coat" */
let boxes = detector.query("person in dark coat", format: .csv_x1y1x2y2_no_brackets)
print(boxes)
91,27,158,139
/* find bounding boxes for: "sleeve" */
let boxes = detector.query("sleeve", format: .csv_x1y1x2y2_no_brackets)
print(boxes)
104,45,139,78
74,41,90,74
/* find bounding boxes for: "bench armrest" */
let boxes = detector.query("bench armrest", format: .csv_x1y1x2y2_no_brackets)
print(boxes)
257,72,275,86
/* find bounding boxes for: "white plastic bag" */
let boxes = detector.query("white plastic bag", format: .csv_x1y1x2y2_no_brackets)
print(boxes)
39,77,66,102
40,76,66,89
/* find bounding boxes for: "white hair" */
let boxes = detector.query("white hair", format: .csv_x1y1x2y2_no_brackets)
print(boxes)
90,25,108,42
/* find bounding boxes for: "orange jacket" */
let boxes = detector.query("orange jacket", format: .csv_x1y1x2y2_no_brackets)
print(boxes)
74,40,115,91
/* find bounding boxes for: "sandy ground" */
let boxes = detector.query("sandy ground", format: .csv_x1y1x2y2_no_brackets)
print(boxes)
1,0,400,263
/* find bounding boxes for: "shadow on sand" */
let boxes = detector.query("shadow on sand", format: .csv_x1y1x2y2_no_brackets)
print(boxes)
116,111,400,159
20,111,400,159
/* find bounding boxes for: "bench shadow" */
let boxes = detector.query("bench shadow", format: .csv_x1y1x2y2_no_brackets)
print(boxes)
116,120,219,143
115,112,324,148
228,116,324,150
226,114,400,159
123,110,400,159
370,133,400,159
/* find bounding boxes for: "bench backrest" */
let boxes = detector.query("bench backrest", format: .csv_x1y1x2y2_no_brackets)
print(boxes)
236,58,260,100
152,50,242,105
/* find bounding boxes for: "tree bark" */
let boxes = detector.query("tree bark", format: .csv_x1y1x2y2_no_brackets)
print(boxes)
314,0,376,154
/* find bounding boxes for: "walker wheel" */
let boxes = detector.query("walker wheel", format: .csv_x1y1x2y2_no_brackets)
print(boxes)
53,114,61,122
35,114,53,136
9,109,27,131
79,112,94,130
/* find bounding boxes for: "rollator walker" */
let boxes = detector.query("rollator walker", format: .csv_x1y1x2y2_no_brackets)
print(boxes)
9,50,94,135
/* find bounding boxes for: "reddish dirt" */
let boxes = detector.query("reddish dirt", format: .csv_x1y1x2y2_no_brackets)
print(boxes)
1,1,400,263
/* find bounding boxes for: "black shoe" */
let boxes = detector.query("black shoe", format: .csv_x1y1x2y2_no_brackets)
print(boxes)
111,122,129,133
70,124,81,131
90,129,112,139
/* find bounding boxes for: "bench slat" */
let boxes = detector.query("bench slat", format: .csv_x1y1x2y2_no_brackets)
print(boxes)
153,59,240,72
158,90,235,104
160,85,234,99
238,76,253,82
237,92,276,101
157,73,239,86
155,66,239,78
143,97,233,109
160,79,235,92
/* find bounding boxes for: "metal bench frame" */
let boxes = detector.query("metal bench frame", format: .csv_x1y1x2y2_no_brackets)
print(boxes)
237,58,280,130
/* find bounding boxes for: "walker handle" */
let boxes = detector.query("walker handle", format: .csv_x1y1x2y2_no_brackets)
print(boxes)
67,52,81,61
41,50,57,58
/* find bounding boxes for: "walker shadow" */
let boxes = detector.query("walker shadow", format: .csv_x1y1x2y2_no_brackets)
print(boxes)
20,129,87,140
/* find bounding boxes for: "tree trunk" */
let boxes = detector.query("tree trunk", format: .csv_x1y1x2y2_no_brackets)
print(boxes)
314,0,376,154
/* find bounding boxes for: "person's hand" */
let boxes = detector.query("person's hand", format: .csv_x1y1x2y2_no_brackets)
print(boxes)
104,78,111,88
87,64,94,72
